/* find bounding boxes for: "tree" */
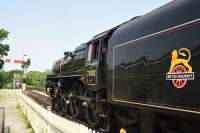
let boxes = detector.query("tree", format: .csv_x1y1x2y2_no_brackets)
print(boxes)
0,70,22,89
0,28,10,69
26,70,51,89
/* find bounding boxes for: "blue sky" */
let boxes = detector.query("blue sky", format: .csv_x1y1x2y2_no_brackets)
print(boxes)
0,0,171,71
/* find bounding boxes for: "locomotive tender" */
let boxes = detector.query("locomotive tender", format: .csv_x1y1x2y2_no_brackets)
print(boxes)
46,0,200,132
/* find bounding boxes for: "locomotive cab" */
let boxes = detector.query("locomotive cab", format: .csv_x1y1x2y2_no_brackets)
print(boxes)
85,29,116,91
85,39,101,89
83,30,115,130
84,37,106,128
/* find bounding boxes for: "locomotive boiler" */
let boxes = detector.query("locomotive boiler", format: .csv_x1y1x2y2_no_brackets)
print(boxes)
46,0,200,132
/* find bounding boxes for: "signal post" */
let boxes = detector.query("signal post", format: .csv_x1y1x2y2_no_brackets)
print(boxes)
4,55,30,90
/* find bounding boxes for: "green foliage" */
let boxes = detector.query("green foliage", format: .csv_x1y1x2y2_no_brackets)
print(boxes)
0,70,22,89
26,70,51,89
0,69,51,89
16,103,35,133
0,28,10,69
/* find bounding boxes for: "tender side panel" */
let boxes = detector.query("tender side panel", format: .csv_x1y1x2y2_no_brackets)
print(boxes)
112,19,200,111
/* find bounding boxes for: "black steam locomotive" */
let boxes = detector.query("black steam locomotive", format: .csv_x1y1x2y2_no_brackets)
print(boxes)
46,0,200,132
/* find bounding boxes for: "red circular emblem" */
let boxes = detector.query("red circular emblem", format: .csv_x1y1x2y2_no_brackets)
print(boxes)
172,65,187,89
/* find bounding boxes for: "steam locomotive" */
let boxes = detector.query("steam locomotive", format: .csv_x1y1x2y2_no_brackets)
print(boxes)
46,0,200,132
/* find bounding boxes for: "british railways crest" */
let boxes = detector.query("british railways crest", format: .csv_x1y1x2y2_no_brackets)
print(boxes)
166,48,194,89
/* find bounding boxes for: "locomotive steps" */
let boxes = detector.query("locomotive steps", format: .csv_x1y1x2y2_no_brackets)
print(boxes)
1,90,99,133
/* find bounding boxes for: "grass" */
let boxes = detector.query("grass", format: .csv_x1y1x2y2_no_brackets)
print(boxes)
16,103,35,133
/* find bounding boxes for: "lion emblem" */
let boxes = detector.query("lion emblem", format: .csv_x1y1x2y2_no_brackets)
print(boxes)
168,48,192,73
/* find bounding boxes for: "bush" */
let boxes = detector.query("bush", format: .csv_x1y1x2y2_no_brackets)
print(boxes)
26,70,51,89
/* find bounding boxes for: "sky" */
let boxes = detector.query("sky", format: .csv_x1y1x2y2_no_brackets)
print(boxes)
0,0,172,71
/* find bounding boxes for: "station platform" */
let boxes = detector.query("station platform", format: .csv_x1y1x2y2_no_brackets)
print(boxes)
0,89,99,133
0,89,26,133
0,108,5,133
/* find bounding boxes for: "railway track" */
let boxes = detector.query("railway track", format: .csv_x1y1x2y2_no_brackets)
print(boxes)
24,89,51,108
23,89,100,132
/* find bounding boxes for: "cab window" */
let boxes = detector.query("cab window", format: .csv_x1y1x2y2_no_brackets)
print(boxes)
87,40,100,61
